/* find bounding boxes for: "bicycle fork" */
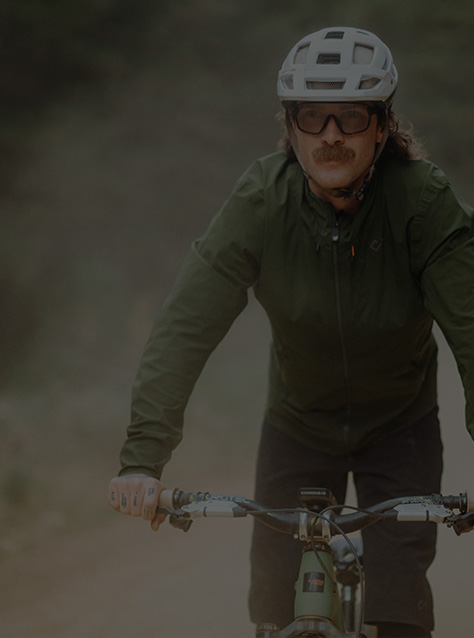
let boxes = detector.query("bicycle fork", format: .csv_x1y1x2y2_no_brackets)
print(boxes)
341,584,358,633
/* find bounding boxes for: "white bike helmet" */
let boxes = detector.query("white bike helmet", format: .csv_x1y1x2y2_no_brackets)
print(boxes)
278,26,397,106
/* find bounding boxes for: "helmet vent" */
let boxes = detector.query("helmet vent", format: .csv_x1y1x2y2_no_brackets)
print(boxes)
306,80,345,90
325,31,344,39
358,77,381,90
280,75,294,90
294,44,309,64
317,53,341,65
353,44,374,65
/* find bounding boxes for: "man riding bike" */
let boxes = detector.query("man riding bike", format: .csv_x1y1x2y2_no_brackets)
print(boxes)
108,27,474,638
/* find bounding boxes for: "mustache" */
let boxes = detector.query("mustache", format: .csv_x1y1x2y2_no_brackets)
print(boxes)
312,146,355,162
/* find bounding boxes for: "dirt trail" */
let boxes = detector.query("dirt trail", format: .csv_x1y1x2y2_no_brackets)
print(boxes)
0,512,254,638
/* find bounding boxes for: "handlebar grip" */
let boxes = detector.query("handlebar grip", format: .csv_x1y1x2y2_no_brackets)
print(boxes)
466,491,474,512
446,491,474,513
159,488,177,510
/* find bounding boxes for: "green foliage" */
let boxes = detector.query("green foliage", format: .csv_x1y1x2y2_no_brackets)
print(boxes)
0,0,156,119
1,468,32,506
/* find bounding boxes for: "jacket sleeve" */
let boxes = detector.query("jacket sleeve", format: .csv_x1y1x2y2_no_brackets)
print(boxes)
412,165,474,440
119,165,266,479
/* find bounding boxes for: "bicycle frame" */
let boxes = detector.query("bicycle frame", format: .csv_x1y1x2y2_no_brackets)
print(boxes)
256,528,365,637
296,541,345,625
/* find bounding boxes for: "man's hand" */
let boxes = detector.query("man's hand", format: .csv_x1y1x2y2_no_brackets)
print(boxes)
108,473,165,531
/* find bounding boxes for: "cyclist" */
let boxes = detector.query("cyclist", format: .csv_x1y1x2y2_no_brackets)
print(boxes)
108,27,474,638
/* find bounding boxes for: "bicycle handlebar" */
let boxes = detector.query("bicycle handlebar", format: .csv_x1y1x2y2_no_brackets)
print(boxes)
157,488,474,538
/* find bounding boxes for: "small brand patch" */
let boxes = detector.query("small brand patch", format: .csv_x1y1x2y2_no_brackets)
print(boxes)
370,239,383,252
303,571,325,592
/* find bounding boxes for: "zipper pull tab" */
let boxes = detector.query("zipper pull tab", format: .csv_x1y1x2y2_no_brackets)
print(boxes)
332,218,340,243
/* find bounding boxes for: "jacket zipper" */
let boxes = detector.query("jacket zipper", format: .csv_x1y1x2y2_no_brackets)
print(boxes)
332,215,353,441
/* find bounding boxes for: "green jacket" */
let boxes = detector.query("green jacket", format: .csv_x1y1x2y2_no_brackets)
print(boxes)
120,152,474,479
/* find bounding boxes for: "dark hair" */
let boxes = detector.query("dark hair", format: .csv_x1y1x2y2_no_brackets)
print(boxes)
276,106,426,162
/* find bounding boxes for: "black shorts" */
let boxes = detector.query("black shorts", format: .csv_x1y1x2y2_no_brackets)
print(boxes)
249,409,443,632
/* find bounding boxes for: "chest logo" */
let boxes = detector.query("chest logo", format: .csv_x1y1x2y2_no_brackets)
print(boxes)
370,239,383,252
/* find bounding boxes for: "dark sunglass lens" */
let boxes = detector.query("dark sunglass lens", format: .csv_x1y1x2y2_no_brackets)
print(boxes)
296,106,326,133
339,107,370,134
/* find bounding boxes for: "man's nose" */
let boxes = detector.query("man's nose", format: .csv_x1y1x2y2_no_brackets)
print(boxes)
320,115,345,143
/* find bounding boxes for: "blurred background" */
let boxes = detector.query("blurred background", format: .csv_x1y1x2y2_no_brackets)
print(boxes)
0,1,473,636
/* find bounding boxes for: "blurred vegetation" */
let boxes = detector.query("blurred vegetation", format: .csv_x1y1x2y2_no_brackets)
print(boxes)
0,2,154,119
0,0,473,551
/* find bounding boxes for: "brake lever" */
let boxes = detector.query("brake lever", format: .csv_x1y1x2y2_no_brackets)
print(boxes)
450,511,474,536
156,506,194,532
169,513,193,532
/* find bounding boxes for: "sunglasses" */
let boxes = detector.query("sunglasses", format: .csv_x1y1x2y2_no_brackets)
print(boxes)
293,102,379,135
